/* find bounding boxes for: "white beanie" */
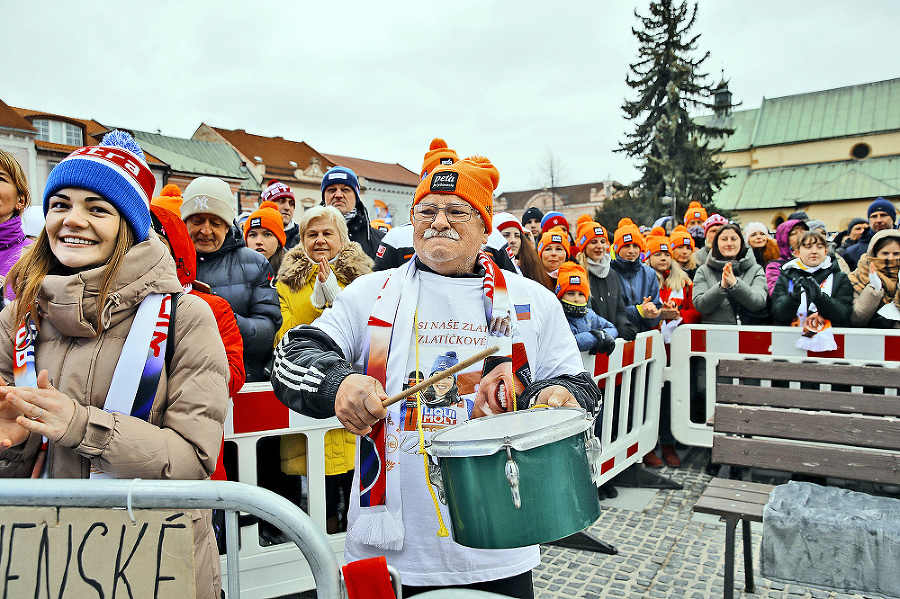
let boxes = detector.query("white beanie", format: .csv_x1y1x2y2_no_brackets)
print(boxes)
181,176,237,224
743,221,769,241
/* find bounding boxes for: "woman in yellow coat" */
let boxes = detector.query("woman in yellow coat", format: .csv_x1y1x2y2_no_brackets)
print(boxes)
275,205,373,533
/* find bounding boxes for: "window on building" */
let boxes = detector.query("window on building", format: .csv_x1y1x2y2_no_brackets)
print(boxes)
32,119,83,146
851,143,871,160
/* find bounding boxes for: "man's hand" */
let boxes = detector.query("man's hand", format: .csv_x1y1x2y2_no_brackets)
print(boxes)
535,385,579,409
335,374,388,435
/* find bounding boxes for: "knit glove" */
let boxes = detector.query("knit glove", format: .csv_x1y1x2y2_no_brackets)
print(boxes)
800,278,821,303
589,329,617,355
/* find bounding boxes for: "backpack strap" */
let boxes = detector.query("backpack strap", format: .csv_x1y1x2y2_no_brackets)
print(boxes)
165,292,180,374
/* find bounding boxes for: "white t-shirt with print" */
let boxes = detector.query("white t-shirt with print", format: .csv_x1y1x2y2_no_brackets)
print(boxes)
314,267,584,586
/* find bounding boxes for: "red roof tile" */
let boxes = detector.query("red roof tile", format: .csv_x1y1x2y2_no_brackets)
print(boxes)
321,153,419,186
209,127,335,179
0,99,35,132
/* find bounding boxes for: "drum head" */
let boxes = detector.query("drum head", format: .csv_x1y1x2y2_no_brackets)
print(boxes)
428,407,590,457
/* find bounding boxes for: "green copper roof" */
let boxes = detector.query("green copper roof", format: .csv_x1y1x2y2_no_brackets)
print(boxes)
714,155,900,210
697,78,900,150
132,130,261,191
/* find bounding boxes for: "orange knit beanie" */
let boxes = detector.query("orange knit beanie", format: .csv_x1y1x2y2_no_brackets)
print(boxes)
538,230,570,257
151,183,184,215
243,200,286,247
413,155,498,229
555,262,590,299
420,138,459,180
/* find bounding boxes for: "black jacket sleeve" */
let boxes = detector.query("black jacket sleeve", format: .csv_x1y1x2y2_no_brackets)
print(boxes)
270,325,356,419
517,371,602,416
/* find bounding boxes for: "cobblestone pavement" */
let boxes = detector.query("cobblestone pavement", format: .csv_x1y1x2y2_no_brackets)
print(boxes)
533,448,868,599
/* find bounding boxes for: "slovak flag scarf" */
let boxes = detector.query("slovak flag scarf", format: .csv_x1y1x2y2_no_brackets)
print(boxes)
355,252,531,549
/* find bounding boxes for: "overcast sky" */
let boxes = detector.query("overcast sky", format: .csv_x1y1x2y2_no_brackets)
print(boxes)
4,1,898,194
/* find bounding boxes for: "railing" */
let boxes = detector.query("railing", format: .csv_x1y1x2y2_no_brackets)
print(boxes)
666,325,900,448
0,479,342,599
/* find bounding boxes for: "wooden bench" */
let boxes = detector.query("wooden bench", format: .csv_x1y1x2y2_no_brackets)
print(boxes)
693,359,900,599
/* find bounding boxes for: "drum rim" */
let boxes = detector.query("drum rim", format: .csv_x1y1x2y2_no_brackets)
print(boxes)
426,406,592,457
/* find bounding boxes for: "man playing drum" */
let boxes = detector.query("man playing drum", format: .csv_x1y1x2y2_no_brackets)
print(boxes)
271,155,602,599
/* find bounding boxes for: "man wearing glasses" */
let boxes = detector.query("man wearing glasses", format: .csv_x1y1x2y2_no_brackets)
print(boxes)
272,156,601,599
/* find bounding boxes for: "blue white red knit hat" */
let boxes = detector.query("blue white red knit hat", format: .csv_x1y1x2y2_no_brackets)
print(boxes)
430,351,459,376
260,179,294,204
43,130,155,241
541,211,569,234
321,167,360,204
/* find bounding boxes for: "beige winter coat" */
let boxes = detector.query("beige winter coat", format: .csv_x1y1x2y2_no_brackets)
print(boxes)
0,235,228,598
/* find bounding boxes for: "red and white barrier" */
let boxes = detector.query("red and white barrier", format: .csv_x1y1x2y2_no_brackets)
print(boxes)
583,330,665,481
666,325,900,448
223,383,346,598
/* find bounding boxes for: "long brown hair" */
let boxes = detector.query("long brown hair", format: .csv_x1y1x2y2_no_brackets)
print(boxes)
0,148,29,216
9,218,134,333
516,237,552,290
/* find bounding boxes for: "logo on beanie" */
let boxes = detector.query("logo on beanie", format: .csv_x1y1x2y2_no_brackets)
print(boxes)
679,238,691,246
660,243,669,252
431,172,458,192
693,212,701,219
330,173,348,181
551,234,563,244
623,233,633,243
194,196,210,211
440,158,454,165
250,217,262,228
569,275,581,285
595,227,605,236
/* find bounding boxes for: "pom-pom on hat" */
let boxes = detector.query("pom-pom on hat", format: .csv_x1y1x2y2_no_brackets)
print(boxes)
684,201,707,225
867,197,896,222
182,176,237,225
430,351,459,376
576,213,592,228
521,206,544,224
260,179,294,204
669,225,695,251
617,217,636,229
555,262,590,300
703,213,729,236
613,224,645,253
575,221,608,252
413,155,499,229
243,201,286,247
43,130,155,241
420,138,459,180
151,183,183,216
538,230,570,257
541,211,568,234
321,166,361,205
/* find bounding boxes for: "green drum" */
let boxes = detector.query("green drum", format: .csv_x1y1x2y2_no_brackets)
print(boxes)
426,407,601,549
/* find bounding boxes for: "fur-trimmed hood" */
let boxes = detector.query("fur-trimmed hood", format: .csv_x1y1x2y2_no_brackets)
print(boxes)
276,241,373,292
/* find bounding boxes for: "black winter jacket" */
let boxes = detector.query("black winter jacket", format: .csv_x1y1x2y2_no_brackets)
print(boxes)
770,259,854,327
196,225,282,381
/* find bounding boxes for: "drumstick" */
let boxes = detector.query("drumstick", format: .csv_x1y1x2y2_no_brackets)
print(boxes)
382,345,500,408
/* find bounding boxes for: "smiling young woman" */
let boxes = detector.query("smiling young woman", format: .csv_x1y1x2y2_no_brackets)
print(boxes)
0,131,228,598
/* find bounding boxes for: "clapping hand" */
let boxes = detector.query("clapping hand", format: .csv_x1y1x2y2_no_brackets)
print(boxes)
721,262,737,289
641,296,660,319
317,257,330,283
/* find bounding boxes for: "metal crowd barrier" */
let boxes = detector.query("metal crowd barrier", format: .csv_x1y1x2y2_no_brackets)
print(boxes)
666,325,900,448
0,479,343,599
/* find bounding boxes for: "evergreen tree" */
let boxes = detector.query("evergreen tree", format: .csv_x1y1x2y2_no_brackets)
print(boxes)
614,0,734,225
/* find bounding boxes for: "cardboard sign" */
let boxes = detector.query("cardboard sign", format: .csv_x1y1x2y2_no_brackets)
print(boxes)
0,506,195,598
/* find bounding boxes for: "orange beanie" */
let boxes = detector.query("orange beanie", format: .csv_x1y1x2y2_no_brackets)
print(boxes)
420,138,459,180
644,234,671,257
538,230,570,257
371,218,390,232
151,183,183,215
613,224,645,253
555,262,590,299
243,200,286,247
414,155,498,229
684,201,707,225
575,221,608,252
669,224,695,251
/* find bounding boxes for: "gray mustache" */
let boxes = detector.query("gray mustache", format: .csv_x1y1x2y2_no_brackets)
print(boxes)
423,228,461,240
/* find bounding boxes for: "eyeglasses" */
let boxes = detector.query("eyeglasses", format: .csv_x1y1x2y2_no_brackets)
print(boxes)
411,203,475,223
